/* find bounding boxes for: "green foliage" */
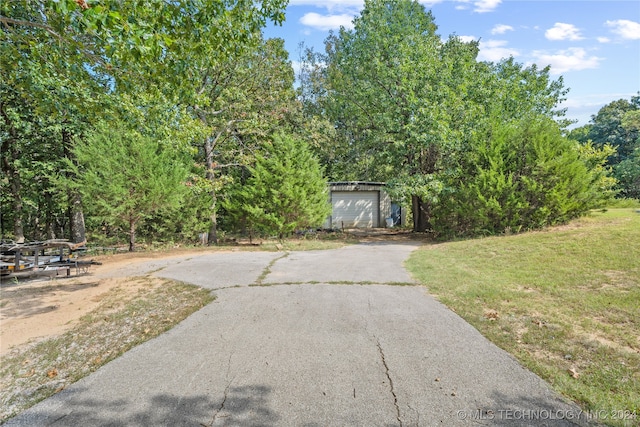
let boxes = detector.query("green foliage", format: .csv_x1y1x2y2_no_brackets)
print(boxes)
588,96,639,164
614,149,640,199
1,0,287,101
69,121,190,250
1,0,289,245
298,0,599,236
434,115,617,237
227,134,331,239
572,95,640,200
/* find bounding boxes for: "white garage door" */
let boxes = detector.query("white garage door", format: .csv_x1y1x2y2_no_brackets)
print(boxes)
331,191,379,228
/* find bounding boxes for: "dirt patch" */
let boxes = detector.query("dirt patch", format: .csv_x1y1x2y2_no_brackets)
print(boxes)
0,276,213,422
1,278,133,355
0,247,214,356
343,228,430,242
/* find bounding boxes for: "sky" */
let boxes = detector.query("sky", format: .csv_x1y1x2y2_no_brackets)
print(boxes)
263,0,640,128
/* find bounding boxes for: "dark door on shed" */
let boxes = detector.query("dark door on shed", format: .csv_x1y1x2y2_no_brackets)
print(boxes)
391,203,402,226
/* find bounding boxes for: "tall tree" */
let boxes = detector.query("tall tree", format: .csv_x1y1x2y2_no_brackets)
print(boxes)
302,0,607,236
588,96,639,164
1,0,289,243
191,35,298,244
309,0,567,232
614,109,640,199
226,134,330,239
569,95,640,199
69,121,190,251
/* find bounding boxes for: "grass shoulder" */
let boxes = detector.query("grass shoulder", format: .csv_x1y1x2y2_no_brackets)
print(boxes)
406,208,640,426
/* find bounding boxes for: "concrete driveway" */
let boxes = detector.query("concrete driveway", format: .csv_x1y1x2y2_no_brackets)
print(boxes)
6,242,591,426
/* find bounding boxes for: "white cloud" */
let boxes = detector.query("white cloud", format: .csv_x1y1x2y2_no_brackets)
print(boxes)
289,0,362,8
545,23,584,41
291,60,302,77
473,0,501,13
605,19,640,40
453,0,501,13
289,0,499,14
532,48,602,75
597,36,611,43
561,92,638,128
299,13,355,31
478,40,519,62
459,35,478,43
491,24,514,35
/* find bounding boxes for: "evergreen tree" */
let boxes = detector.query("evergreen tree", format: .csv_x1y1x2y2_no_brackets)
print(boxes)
68,121,189,251
435,115,616,236
231,134,330,239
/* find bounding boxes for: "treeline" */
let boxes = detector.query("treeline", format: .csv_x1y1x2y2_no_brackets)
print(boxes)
298,0,621,237
568,96,640,200
1,0,328,250
1,0,630,249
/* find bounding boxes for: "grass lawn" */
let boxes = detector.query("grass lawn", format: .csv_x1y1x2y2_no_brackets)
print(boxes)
407,209,639,427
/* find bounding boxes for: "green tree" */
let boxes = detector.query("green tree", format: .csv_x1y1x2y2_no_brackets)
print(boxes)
69,121,189,251
305,0,569,233
1,0,288,243
1,1,110,242
228,134,330,239
573,95,640,199
191,35,298,244
1,1,287,98
588,96,639,163
435,115,616,236
615,109,640,199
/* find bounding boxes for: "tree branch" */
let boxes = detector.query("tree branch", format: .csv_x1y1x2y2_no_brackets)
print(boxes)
0,16,62,40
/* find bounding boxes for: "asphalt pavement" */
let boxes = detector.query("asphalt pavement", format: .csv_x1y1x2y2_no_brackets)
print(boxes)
5,242,592,426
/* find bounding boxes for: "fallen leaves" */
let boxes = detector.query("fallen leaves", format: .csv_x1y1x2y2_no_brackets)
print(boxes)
483,309,500,321
533,319,546,328
568,367,580,379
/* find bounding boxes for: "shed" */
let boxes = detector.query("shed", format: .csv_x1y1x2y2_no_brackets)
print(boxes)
324,182,404,229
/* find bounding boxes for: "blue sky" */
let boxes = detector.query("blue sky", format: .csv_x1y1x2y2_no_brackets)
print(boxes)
263,0,640,128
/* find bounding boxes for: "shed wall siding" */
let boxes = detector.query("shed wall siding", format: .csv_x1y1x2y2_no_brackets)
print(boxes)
325,182,395,228
331,191,379,228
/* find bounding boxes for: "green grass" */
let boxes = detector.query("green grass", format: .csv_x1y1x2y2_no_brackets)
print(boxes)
406,209,640,427
606,198,640,208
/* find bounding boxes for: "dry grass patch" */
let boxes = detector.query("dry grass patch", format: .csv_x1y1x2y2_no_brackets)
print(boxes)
0,277,213,422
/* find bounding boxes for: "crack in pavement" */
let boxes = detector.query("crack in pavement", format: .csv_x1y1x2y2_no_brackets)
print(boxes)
202,353,234,427
250,281,418,287
375,337,402,427
254,252,289,285
201,383,229,427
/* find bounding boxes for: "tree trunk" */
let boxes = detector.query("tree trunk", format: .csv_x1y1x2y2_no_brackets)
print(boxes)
1,105,25,243
69,192,86,243
2,159,25,243
10,170,24,243
411,195,431,233
129,217,136,252
208,190,218,245
204,135,218,245
61,127,87,243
